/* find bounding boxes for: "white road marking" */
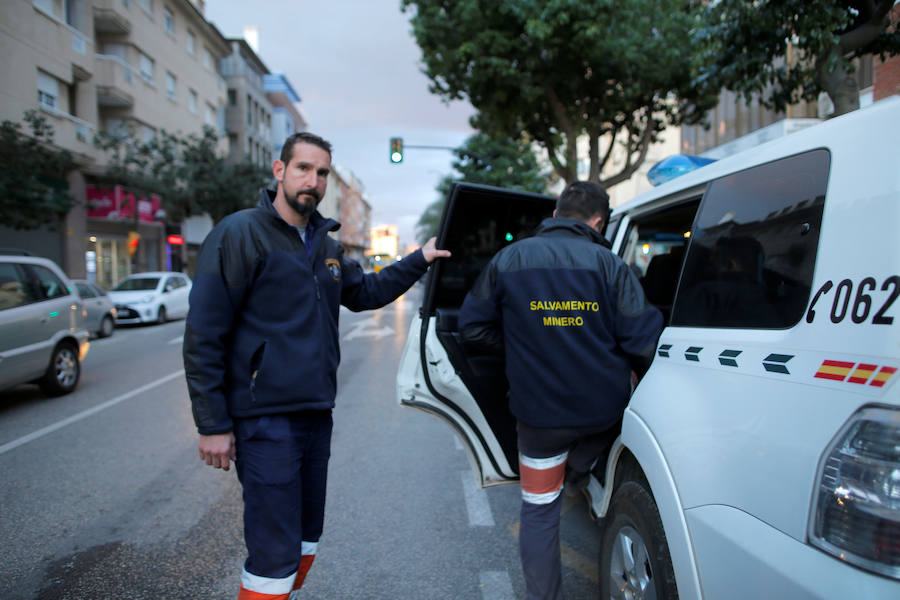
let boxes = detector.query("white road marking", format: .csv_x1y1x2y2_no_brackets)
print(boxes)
0,370,185,456
461,470,495,527
479,571,515,600
341,318,394,341
168,335,183,345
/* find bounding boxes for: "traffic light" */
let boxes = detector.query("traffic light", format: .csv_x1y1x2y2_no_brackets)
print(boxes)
127,231,141,256
390,137,403,163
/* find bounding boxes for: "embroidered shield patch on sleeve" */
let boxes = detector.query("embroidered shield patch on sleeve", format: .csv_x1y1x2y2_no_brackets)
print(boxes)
325,258,341,281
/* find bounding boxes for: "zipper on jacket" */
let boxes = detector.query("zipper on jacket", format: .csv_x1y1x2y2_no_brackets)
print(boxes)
313,273,321,299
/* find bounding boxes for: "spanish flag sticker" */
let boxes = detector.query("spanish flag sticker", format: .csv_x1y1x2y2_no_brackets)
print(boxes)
814,360,854,381
870,366,897,388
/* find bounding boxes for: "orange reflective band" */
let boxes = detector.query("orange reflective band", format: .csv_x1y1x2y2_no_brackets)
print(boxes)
237,585,290,600
292,554,316,591
519,461,566,495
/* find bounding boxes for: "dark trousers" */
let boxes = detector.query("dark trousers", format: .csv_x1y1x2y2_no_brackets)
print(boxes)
234,411,332,595
517,420,619,600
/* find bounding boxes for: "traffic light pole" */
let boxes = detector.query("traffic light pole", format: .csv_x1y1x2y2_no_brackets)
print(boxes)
389,137,486,164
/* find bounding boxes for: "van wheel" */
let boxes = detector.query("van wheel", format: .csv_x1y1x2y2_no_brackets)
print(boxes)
600,480,678,600
39,342,80,396
156,306,167,324
99,315,114,338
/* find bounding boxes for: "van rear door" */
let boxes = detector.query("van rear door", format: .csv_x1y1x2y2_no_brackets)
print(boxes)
397,182,555,486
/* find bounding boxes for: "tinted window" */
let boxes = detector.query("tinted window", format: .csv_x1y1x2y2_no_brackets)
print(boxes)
0,263,31,310
76,283,96,298
28,265,68,300
671,149,829,329
432,184,555,309
90,283,108,296
114,277,160,291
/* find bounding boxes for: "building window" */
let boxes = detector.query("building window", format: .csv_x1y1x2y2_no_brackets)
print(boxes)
205,103,215,126
34,0,58,18
227,89,236,106
166,72,176,99
163,7,174,35
136,0,152,15
187,30,195,55
139,52,154,81
189,89,198,113
671,149,830,329
203,47,212,70
37,70,59,111
140,124,156,143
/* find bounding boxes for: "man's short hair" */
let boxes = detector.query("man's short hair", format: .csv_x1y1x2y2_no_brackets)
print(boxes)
280,132,333,165
556,181,610,224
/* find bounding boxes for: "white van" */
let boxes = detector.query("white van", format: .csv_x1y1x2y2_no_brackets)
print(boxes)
396,97,900,598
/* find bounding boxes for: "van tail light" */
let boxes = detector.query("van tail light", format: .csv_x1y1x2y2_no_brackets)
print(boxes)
809,406,900,579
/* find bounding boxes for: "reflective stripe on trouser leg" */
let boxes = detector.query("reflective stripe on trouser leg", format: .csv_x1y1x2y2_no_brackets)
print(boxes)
292,541,318,591
519,451,566,600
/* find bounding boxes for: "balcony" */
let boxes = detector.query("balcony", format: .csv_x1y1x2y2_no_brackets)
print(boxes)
38,106,98,164
32,3,94,78
94,55,136,108
93,0,131,35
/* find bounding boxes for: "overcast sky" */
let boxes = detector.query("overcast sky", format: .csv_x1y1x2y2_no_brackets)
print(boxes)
204,0,476,247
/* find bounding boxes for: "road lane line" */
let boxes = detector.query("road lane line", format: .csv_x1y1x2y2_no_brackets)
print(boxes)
168,335,184,345
479,571,514,600
0,370,185,456
461,469,495,526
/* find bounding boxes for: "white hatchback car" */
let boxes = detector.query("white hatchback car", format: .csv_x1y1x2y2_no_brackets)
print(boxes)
397,97,900,598
108,271,192,325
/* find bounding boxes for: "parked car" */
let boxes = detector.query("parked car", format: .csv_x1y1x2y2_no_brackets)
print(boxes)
397,98,900,598
0,251,90,395
108,271,192,325
72,279,116,338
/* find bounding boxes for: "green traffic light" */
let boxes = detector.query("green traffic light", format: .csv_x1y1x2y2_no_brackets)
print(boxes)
505,232,514,242
391,152,402,163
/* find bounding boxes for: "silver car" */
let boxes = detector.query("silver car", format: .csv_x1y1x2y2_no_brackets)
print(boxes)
0,252,90,395
72,279,116,338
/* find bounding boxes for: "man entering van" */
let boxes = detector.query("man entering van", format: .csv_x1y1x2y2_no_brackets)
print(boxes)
458,180,663,600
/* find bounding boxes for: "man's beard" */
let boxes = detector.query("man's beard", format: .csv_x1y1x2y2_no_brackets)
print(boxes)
286,188,320,218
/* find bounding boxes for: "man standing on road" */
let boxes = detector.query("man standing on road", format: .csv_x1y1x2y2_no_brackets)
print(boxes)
183,131,450,600
458,181,662,600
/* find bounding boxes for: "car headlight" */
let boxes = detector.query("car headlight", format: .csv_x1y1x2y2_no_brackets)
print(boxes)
809,405,900,579
141,294,155,303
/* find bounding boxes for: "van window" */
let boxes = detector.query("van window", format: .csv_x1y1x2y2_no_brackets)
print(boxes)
620,199,701,324
671,149,829,329
434,187,553,309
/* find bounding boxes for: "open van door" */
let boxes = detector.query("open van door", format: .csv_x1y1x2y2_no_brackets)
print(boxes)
397,182,556,487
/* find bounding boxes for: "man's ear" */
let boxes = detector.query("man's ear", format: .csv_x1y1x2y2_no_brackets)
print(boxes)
552,208,558,218
272,159,285,182
587,214,604,232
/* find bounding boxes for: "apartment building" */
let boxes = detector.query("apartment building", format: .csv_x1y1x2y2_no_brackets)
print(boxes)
221,38,272,168
265,72,307,157
0,0,231,287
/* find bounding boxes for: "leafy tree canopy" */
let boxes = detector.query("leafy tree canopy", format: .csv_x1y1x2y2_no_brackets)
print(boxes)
0,111,74,230
416,130,547,243
403,0,718,187
94,126,271,224
699,0,900,116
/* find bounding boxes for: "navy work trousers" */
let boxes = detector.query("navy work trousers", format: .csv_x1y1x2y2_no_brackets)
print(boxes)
234,411,332,594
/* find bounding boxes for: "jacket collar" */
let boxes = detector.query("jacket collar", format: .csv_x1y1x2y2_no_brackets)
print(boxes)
258,189,341,235
535,217,612,249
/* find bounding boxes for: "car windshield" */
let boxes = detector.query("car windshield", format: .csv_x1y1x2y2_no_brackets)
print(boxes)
113,277,159,291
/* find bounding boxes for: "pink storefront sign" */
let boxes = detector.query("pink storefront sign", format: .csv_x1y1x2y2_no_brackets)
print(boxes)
86,185,161,223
